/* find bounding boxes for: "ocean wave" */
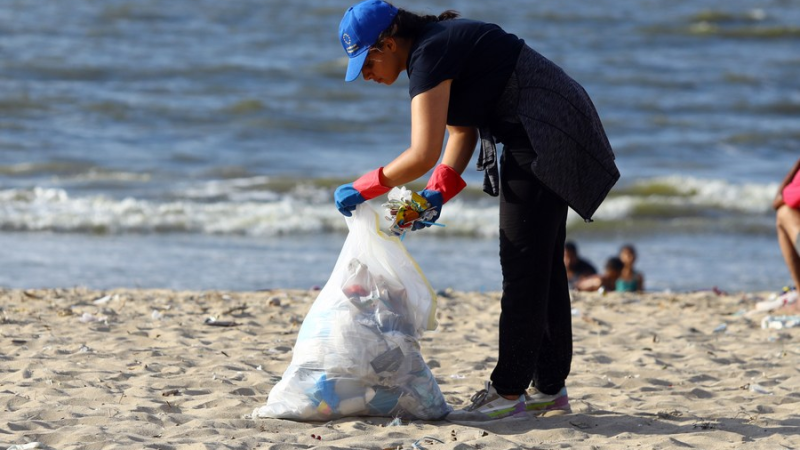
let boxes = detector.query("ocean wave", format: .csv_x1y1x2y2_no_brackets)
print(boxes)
606,175,776,215
0,175,781,238
643,8,800,40
0,187,344,236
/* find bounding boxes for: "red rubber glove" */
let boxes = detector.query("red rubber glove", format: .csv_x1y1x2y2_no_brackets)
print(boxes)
334,167,391,216
413,164,466,230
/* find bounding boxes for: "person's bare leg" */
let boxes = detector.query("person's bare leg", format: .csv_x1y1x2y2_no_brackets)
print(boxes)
776,205,800,290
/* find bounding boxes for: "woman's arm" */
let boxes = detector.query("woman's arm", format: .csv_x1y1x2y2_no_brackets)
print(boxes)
774,157,800,210
441,125,478,174
380,80,452,187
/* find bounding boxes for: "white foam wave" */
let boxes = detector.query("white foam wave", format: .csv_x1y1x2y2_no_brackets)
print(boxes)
642,175,776,213
0,176,779,237
0,187,342,235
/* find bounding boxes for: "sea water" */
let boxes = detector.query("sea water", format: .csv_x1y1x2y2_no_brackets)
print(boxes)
1,0,798,293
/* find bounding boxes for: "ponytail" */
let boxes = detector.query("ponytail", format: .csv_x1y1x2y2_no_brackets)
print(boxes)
374,5,460,48
437,10,459,21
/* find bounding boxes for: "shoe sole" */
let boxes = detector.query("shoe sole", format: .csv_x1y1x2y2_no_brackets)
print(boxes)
525,394,570,412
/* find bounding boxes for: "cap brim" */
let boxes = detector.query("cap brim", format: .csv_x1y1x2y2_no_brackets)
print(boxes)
345,50,369,82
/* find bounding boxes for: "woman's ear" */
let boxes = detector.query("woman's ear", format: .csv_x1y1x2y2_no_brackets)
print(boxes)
383,37,397,52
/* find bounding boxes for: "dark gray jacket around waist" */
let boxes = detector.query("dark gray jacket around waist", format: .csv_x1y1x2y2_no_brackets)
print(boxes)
480,45,620,221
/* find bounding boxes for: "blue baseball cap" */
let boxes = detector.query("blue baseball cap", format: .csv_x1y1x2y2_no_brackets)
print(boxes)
339,0,398,82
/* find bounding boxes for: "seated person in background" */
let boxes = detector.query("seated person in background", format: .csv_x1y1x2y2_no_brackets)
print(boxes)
616,244,644,292
564,241,597,289
577,257,623,292
775,157,800,311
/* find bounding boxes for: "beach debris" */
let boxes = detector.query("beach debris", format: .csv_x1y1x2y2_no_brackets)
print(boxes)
693,421,715,430
750,384,771,395
387,417,404,427
412,436,444,450
754,289,798,313
382,187,443,238
436,288,454,299
741,383,772,395
268,297,281,307
656,409,683,420
162,389,180,397
223,303,249,314
761,315,800,330
204,317,238,327
151,310,164,320
79,312,107,324
93,294,116,305
712,323,727,333
310,433,322,440
570,420,593,429
6,442,43,450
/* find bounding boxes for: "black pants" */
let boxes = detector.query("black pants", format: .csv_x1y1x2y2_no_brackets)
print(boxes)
490,146,572,397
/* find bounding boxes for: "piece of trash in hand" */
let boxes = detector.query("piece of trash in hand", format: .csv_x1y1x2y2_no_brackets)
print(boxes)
382,186,443,238
204,317,238,327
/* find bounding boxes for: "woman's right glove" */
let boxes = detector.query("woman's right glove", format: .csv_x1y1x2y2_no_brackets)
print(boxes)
413,164,467,230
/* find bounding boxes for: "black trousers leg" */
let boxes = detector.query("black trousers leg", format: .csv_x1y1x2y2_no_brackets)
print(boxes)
489,146,572,396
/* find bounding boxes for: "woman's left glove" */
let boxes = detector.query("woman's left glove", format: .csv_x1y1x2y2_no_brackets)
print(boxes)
412,164,466,230
334,167,391,216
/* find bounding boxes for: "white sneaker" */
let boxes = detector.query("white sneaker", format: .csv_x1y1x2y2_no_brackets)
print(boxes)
447,381,526,421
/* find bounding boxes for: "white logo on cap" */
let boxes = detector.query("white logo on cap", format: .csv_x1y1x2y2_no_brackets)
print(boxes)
342,33,352,45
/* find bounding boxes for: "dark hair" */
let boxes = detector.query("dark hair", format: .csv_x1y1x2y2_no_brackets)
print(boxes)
374,4,459,48
564,241,577,253
605,257,624,272
620,244,637,257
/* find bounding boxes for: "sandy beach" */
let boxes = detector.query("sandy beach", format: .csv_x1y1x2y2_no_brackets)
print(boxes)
2,286,799,449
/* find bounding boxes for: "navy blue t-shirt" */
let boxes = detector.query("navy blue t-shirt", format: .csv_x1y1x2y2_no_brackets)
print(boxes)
407,19,524,129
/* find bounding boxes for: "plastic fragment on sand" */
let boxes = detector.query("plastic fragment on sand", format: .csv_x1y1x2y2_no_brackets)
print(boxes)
754,290,798,312
749,383,771,395
6,443,43,450
387,417,403,427
93,294,115,305
204,317,238,327
761,315,800,330
79,312,107,323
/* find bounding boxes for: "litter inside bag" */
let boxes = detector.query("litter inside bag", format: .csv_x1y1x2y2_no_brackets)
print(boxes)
252,204,451,421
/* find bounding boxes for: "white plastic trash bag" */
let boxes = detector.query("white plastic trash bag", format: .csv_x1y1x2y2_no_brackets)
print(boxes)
252,203,451,421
